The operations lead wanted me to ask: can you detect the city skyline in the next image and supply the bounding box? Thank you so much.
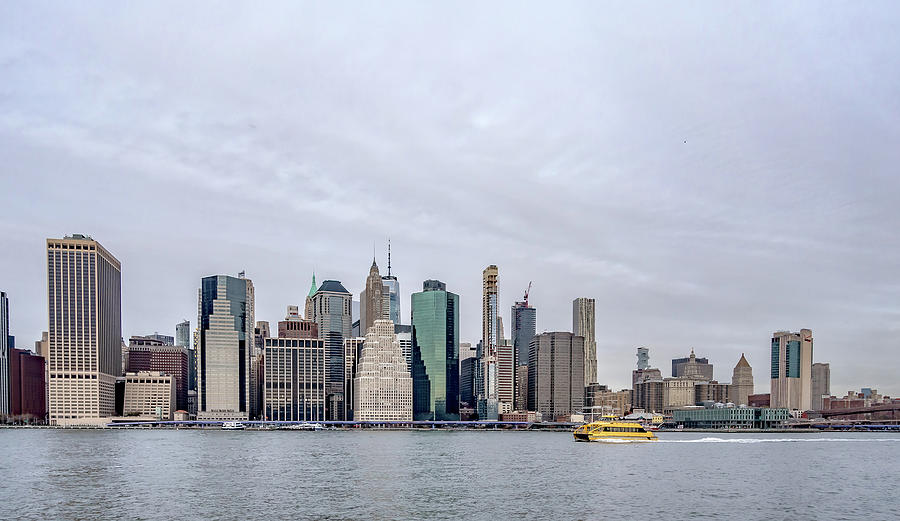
[2,4,900,396]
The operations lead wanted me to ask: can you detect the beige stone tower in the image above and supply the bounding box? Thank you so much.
[731,354,754,406]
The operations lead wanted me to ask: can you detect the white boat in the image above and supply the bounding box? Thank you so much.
[284,423,324,431]
[222,421,246,430]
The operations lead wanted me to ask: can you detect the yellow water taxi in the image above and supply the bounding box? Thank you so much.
[573,421,657,442]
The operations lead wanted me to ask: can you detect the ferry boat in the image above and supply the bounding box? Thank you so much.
[221,421,246,431]
[573,421,657,442]
[284,423,324,431]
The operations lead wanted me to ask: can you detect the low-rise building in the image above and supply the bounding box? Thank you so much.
[673,406,789,429]
[123,371,176,420]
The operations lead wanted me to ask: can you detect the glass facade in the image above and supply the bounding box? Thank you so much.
[411,281,460,420]
[382,276,400,325]
[511,302,536,367]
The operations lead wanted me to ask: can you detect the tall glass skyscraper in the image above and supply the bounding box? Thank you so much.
[511,301,536,367]
[309,280,352,420]
[197,274,255,420]
[411,280,459,420]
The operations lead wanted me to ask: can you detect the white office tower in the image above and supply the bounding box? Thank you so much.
[352,320,412,421]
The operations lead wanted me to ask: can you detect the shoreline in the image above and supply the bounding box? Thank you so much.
[2,425,898,433]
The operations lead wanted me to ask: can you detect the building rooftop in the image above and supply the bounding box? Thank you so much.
[317,280,350,294]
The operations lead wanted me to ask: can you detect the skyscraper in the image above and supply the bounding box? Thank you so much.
[497,325,515,413]
[381,240,401,325]
[263,337,326,421]
[672,350,714,380]
[511,300,536,367]
[0,291,9,415]
[360,260,387,335]
[527,332,585,419]
[277,306,318,338]
[636,347,650,370]
[196,274,255,421]
[411,279,459,420]
[573,298,598,386]
[304,272,317,320]
[731,354,754,406]
[811,362,830,411]
[353,319,412,421]
[770,329,813,410]
[176,320,191,349]
[478,265,500,419]
[46,235,122,425]
[343,336,365,420]
[309,280,352,420]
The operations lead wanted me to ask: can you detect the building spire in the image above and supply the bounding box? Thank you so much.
[387,238,392,276]
[308,272,317,298]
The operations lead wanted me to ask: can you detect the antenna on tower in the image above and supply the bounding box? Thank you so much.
[387,238,392,276]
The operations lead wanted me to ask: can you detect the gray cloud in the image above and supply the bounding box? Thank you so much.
[2,2,899,395]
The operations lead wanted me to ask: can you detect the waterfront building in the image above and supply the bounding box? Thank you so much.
[672,350,714,380]
[636,347,650,370]
[1,291,8,415]
[263,337,326,421]
[731,354,754,406]
[410,280,459,420]
[8,347,47,422]
[46,235,122,425]
[309,280,352,420]
[527,332,585,419]
[277,306,318,339]
[196,274,255,421]
[672,406,790,429]
[459,356,477,408]
[811,362,830,411]
[770,329,813,410]
[573,298,598,386]
[343,337,365,420]
[511,300,536,367]
[360,260,387,335]
[478,265,501,419]
[123,371,176,420]
[353,320,412,421]
[126,343,189,410]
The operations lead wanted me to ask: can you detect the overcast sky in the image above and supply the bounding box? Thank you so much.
[2,2,899,395]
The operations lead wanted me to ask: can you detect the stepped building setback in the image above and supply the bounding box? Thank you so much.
[353,320,412,421]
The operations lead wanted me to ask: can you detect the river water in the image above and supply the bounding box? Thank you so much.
[1,429,898,520]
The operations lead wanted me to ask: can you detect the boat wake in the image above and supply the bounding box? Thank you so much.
[656,437,900,444]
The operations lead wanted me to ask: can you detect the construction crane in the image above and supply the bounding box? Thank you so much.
[524,281,533,307]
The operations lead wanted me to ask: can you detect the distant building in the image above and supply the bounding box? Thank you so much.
[411,280,459,420]
[632,367,662,388]
[381,242,401,324]
[633,373,665,413]
[353,320,412,421]
[8,347,47,422]
[360,260,386,336]
[123,371,175,420]
[277,306,318,339]
[496,337,515,414]
[459,356,477,408]
[126,343,189,411]
[584,384,630,417]
[731,354,754,406]
[527,332,585,419]
[636,347,650,370]
[478,265,501,419]
[175,320,191,349]
[46,235,122,425]
[664,376,708,409]
[459,342,476,361]
[811,362,830,411]
[343,337,365,420]
[770,329,813,410]
[309,279,352,420]
[573,298,598,385]
[176,319,195,393]
[395,324,413,368]
[672,350,713,380]
[0,291,8,415]
[511,300,536,367]
[254,321,270,357]
[694,381,732,405]
[673,407,790,429]
[196,274,255,421]
[263,337,325,421]
[748,393,770,407]
[515,364,528,411]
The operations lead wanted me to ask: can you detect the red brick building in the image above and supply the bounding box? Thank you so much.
[127,345,189,410]
[8,348,47,422]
